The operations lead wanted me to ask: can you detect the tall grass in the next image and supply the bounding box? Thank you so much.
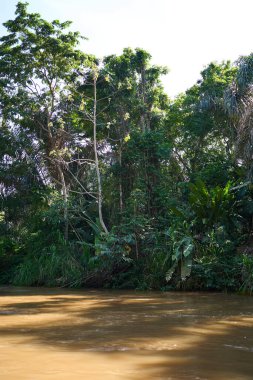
[13,244,84,287]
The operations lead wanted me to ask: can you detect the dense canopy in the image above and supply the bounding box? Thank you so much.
[1,2,253,292]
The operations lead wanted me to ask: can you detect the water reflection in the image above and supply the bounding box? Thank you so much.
[0,287,253,379]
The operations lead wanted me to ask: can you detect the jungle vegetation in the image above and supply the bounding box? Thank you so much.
[1,2,253,292]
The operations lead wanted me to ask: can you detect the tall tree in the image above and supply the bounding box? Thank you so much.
[0,2,90,239]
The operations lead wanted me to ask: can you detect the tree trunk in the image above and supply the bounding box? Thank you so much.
[93,71,109,234]
[119,144,123,212]
[58,165,69,241]
[140,67,150,132]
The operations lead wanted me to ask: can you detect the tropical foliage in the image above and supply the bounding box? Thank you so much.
[0,2,253,292]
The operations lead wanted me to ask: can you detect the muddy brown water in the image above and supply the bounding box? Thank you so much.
[0,288,253,379]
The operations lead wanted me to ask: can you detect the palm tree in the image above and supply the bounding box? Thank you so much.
[224,53,253,181]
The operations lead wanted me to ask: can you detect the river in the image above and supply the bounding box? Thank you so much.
[0,287,253,379]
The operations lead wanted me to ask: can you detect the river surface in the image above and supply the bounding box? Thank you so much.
[0,287,253,379]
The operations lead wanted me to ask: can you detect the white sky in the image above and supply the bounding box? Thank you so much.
[1,0,253,97]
